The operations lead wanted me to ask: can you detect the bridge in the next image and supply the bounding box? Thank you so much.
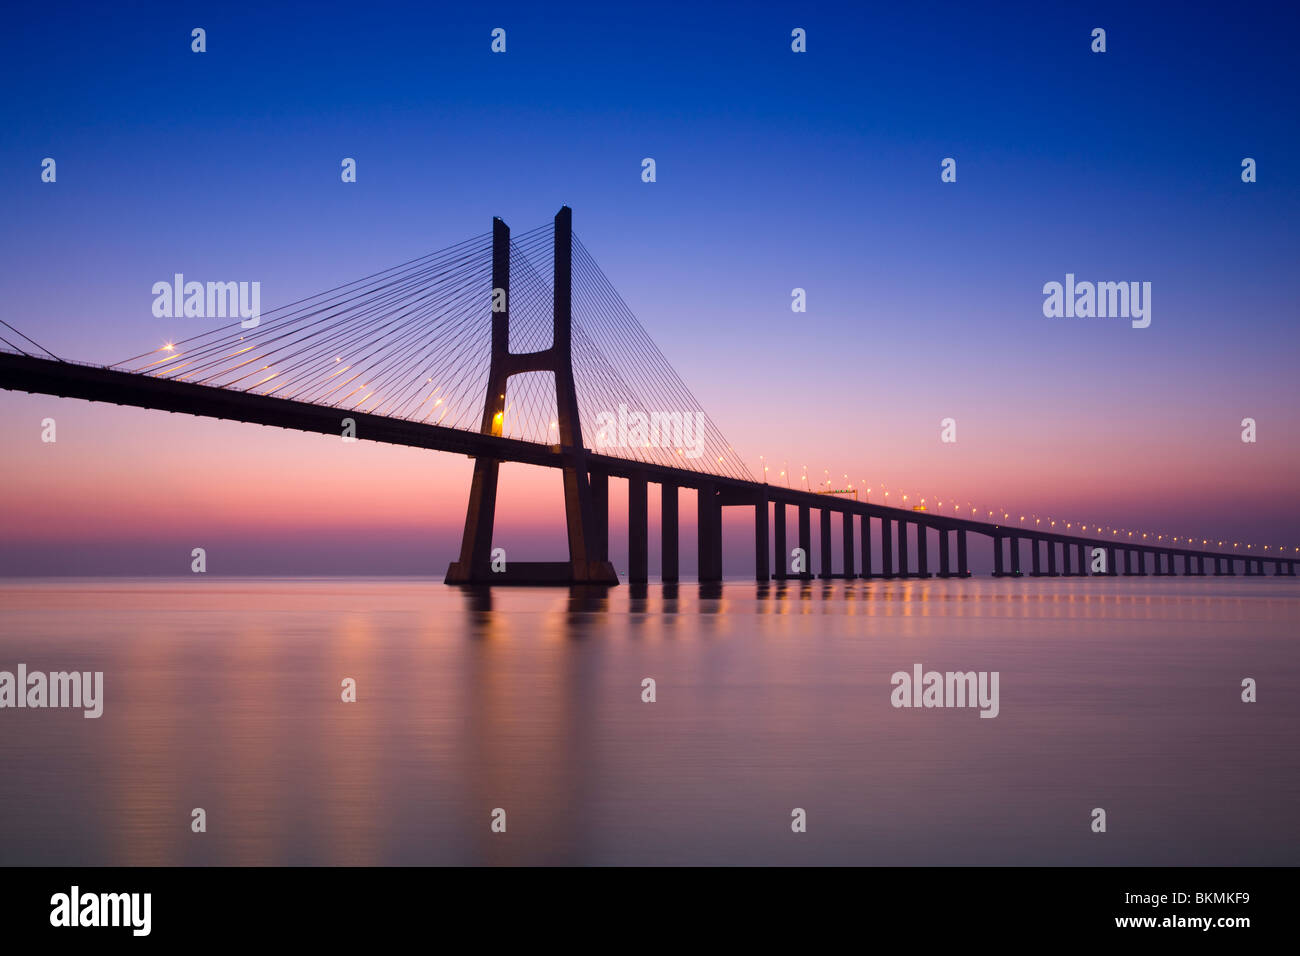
[1,208,1294,584]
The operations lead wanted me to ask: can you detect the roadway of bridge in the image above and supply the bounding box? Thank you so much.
[0,352,1265,566]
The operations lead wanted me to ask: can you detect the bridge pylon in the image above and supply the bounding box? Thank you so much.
[445,207,619,585]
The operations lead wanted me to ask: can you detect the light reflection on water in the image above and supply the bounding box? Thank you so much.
[0,577,1297,865]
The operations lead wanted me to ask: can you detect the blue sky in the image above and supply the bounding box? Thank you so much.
[1,0,1296,573]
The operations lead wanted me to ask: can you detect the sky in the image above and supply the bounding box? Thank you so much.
[0,1,1297,575]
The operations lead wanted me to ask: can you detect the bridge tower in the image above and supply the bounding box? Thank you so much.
[445,207,619,585]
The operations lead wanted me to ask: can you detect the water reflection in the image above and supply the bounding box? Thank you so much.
[0,577,1296,865]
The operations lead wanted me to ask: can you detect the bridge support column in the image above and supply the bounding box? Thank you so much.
[1009,536,1021,576]
[917,524,930,577]
[842,512,855,578]
[698,483,722,582]
[881,519,894,578]
[773,502,787,580]
[662,483,679,583]
[628,474,648,583]
[1213,556,1223,576]
[1048,540,1058,576]
[1030,538,1042,576]
[938,528,951,577]
[445,217,510,585]
[591,472,609,562]
[819,508,833,579]
[957,529,969,577]
[1227,557,1236,575]
[1107,546,1118,576]
[1123,550,1134,575]
[447,457,501,584]
[447,209,617,585]
[1182,554,1192,576]
[1062,542,1072,576]
[1076,543,1088,576]
[993,535,1005,577]
[1138,551,1148,575]
[754,494,769,582]
[898,520,910,577]
[860,515,873,578]
[798,506,812,579]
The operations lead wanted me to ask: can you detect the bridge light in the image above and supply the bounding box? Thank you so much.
[162,342,175,351]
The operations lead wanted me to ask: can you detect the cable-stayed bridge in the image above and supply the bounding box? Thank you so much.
[0,208,1294,584]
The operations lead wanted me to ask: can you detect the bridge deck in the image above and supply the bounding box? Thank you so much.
[0,352,1283,568]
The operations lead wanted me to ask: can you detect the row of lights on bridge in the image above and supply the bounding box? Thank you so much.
[755,457,1298,556]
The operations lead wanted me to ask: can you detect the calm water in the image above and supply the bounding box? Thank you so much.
[0,577,1297,866]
